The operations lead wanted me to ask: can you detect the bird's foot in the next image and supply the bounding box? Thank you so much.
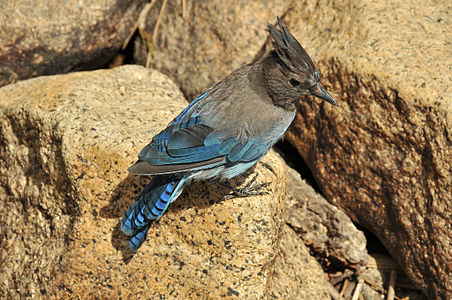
[220,174,271,201]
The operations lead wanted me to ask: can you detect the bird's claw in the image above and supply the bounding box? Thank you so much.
[220,174,271,201]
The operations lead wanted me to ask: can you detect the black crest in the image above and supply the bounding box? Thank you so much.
[267,17,319,79]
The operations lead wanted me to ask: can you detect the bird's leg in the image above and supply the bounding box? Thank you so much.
[220,174,271,201]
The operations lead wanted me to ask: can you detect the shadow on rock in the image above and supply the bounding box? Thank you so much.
[99,174,147,262]
[169,167,256,214]
[100,167,258,261]
[111,219,136,263]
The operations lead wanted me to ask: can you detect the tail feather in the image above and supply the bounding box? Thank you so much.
[121,175,185,251]
[129,224,151,252]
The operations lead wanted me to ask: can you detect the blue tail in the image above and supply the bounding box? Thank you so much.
[121,175,185,251]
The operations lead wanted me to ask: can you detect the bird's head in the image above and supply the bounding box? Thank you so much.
[264,17,338,108]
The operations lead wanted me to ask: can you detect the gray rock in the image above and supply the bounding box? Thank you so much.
[285,166,368,270]
[0,0,146,87]
[269,224,332,300]
[133,0,292,100]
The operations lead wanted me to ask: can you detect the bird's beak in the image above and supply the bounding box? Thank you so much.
[310,82,338,106]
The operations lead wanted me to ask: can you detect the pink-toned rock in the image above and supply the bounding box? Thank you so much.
[277,1,451,299]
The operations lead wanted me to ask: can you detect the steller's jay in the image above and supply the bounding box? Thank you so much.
[121,18,338,251]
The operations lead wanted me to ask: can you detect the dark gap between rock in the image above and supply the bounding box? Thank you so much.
[274,139,322,194]
[107,30,138,68]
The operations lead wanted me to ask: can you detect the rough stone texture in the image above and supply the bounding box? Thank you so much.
[133,0,292,99]
[0,0,146,87]
[277,1,451,299]
[269,224,332,299]
[285,166,368,271]
[360,254,428,300]
[359,261,387,300]
[0,65,288,298]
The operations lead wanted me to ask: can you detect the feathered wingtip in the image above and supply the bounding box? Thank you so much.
[267,17,317,74]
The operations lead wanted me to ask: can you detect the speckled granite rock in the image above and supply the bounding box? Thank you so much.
[0,0,145,87]
[133,0,292,99]
[269,224,332,299]
[0,65,288,298]
[285,166,368,271]
[275,1,451,299]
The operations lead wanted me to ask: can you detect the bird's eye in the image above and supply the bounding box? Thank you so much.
[289,79,300,87]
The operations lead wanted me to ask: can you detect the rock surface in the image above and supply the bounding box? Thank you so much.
[0,0,145,87]
[278,1,451,299]
[133,0,292,99]
[285,166,368,271]
[269,225,332,299]
[131,1,451,297]
[0,65,288,298]
[132,1,451,297]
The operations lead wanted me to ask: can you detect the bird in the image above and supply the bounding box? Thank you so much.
[121,17,338,252]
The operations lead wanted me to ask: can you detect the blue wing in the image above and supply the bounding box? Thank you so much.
[129,91,269,175]
[123,92,271,252]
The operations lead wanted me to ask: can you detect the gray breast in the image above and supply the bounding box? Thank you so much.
[197,64,295,143]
